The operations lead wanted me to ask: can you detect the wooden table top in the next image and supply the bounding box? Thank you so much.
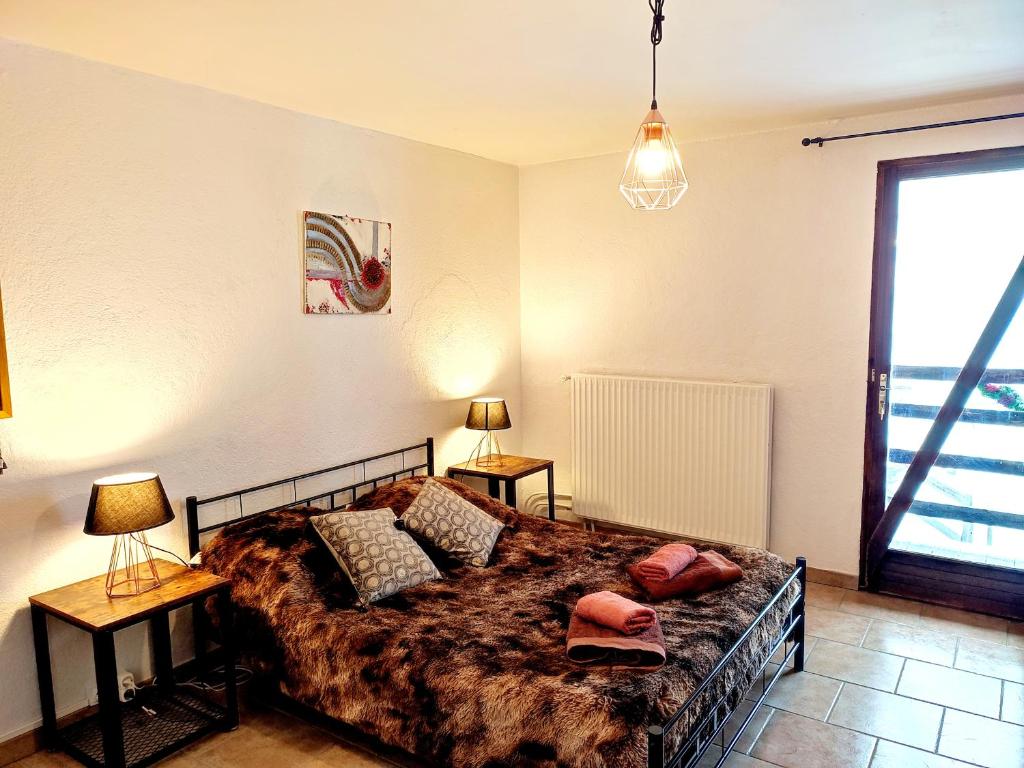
[29,559,228,632]
[447,454,553,481]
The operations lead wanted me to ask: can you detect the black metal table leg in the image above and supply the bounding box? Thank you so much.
[151,611,175,694]
[546,466,556,520]
[487,477,500,499]
[192,601,209,681]
[505,479,517,508]
[93,631,126,768]
[217,592,239,730]
[31,606,58,747]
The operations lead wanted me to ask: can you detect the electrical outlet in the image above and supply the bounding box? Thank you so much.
[117,671,136,703]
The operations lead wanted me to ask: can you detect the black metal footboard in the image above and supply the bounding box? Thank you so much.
[648,556,807,768]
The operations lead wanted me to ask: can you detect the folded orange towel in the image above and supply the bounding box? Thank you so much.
[635,542,698,582]
[574,591,657,635]
[566,613,666,670]
[628,551,743,601]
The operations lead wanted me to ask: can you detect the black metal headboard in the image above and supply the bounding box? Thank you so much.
[185,438,434,557]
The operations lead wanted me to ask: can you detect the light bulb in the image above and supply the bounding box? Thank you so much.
[619,108,689,210]
[636,139,669,178]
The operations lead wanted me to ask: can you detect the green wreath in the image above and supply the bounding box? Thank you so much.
[978,382,1024,412]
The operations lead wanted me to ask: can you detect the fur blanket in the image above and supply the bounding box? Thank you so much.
[202,476,795,768]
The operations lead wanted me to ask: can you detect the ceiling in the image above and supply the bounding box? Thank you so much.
[2,1,1022,165]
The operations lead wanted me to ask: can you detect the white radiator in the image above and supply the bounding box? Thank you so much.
[571,373,773,548]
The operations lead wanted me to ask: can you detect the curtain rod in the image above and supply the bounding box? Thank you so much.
[801,111,1024,147]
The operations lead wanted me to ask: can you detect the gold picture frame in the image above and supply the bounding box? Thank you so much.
[0,286,10,419]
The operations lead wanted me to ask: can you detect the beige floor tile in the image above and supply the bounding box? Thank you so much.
[188,718,338,768]
[805,582,847,610]
[771,635,818,668]
[914,604,1009,644]
[763,669,843,721]
[745,663,779,702]
[839,591,922,624]
[723,699,776,754]
[726,753,778,768]
[897,659,1002,718]
[749,710,875,768]
[1008,623,1024,650]
[827,683,941,751]
[805,607,872,645]
[938,709,1024,768]
[1004,681,1024,726]
[319,742,398,767]
[10,752,86,768]
[804,639,905,691]
[862,620,956,666]
[955,638,1024,684]
[870,739,978,768]
[698,750,779,768]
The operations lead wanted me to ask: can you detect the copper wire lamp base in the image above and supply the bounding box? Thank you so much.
[105,532,162,598]
[467,430,505,467]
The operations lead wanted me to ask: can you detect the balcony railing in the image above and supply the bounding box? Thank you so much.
[887,365,1024,532]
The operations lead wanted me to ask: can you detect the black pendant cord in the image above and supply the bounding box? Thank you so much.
[650,0,665,109]
[802,111,1024,147]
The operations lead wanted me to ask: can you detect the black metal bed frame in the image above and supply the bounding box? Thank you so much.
[183,437,807,768]
[185,438,435,557]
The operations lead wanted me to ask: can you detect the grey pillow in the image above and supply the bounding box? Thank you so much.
[403,478,504,567]
[309,508,440,605]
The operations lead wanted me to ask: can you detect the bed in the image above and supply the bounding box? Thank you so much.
[186,439,806,768]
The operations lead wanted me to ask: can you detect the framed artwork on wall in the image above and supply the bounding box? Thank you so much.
[0,286,10,418]
[303,211,392,315]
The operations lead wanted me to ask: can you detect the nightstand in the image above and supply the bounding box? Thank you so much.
[29,559,237,768]
[446,455,555,520]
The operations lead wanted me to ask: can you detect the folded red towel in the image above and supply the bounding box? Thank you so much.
[635,542,698,581]
[566,613,666,670]
[628,551,743,600]
[574,591,657,635]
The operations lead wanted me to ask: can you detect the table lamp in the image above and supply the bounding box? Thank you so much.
[465,397,511,467]
[84,472,175,597]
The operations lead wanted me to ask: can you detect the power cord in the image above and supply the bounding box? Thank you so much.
[649,0,666,108]
[129,532,192,568]
[136,664,254,722]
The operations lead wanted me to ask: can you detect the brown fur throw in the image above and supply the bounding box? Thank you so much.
[202,476,796,768]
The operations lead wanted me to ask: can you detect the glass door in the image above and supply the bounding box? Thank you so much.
[861,146,1024,617]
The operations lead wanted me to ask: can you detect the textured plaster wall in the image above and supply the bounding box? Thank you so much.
[517,92,1024,577]
[0,39,520,740]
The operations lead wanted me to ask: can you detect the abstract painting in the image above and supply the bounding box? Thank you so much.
[304,211,392,314]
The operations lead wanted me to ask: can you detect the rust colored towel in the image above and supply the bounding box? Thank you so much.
[574,591,657,635]
[566,613,666,670]
[635,542,698,581]
[628,551,743,601]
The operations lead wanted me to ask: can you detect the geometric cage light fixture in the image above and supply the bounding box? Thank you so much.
[619,0,689,210]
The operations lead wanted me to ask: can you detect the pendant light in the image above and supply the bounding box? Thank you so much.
[619,0,688,211]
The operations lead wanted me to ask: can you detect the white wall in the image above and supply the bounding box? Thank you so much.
[518,93,1024,577]
[0,39,521,740]
[2,30,1022,749]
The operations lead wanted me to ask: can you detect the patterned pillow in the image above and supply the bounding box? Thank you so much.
[403,478,504,567]
[309,508,440,606]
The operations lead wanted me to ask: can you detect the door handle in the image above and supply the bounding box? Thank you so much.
[878,373,888,420]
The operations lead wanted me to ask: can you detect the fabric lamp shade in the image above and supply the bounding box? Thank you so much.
[84,472,174,536]
[465,398,511,431]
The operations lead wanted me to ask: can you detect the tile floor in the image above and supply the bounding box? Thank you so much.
[13,583,1024,768]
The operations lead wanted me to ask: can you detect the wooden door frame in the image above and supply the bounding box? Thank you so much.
[859,145,1024,614]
